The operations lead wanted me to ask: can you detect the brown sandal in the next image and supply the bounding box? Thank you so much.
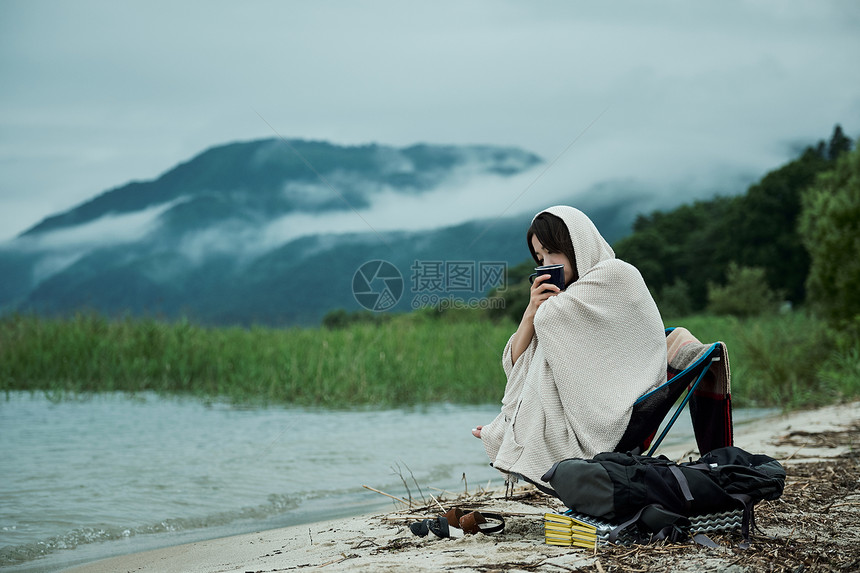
[459,511,505,534]
[442,507,467,528]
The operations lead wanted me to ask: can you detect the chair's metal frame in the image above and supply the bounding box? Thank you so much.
[616,327,724,456]
[643,335,722,455]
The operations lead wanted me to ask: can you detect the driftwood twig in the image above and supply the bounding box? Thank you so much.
[362,485,410,505]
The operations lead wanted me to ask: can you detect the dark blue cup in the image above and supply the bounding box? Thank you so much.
[528,264,565,291]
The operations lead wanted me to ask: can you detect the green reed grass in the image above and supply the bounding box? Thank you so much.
[2,311,857,409]
[670,313,859,409]
[0,312,515,406]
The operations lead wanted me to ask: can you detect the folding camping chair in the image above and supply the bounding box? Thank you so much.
[614,327,733,456]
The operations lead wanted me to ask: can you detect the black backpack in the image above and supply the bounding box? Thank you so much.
[541,446,785,545]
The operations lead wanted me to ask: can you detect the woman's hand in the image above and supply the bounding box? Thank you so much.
[472,425,483,439]
[527,274,561,315]
[510,275,561,365]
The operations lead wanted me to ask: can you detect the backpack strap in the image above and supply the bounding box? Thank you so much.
[683,462,712,471]
[729,493,754,549]
[608,504,691,544]
[691,533,721,548]
[668,465,695,511]
[608,505,646,544]
[511,470,558,497]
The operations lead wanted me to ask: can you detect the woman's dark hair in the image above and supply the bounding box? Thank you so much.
[527,212,579,283]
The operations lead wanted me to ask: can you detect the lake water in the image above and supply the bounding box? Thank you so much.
[0,392,773,572]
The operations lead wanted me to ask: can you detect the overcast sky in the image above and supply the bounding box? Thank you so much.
[1,0,859,243]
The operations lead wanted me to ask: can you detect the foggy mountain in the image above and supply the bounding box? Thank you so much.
[0,138,646,326]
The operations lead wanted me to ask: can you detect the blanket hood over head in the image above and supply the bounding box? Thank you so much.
[480,205,668,487]
[534,205,615,279]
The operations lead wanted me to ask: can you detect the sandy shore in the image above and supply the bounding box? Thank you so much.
[63,401,859,573]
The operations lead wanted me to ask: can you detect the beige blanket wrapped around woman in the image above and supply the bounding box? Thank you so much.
[480,206,667,487]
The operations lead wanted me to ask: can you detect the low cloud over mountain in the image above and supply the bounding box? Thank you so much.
[0,138,656,325]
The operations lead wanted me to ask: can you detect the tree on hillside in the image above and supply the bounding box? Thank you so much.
[706,262,783,318]
[799,146,860,330]
[615,199,736,308]
[719,146,830,304]
[828,124,852,161]
[614,125,853,314]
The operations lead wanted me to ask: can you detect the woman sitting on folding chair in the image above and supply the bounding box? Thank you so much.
[473,205,667,489]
